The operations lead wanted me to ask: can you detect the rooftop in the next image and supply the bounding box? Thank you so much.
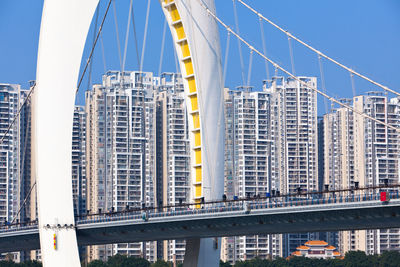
[296,245,310,250]
[305,240,328,246]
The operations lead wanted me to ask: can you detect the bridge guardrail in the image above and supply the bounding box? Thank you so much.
[1,187,399,234]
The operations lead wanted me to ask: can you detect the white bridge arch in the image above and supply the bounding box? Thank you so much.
[33,0,224,266]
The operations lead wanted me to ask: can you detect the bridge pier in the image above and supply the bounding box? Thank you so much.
[184,238,220,267]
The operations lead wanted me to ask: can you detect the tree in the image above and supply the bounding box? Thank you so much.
[233,260,247,267]
[150,260,171,267]
[271,257,287,267]
[220,260,232,267]
[87,260,107,267]
[17,260,42,267]
[0,261,17,267]
[287,256,313,267]
[366,254,379,267]
[234,258,272,267]
[379,251,400,267]
[106,254,127,267]
[324,258,344,267]
[343,250,370,267]
[105,254,150,267]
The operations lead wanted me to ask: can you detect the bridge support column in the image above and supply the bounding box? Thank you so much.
[161,0,224,264]
[184,238,220,267]
[34,0,99,266]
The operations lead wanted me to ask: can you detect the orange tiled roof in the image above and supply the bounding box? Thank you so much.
[305,240,328,246]
[325,245,336,250]
[296,245,310,250]
[333,251,341,256]
[292,251,302,256]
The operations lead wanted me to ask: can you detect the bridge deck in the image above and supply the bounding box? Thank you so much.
[1,192,400,253]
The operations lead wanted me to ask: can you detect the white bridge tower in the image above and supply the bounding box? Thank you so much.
[34,0,224,266]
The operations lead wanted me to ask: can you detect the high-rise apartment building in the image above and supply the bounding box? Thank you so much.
[353,93,399,190]
[323,102,354,191]
[0,83,21,263]
[0,84,21,226]
[223,88,235,201]
[232,87,274,261]
[266,77,318,195]
[85,71,158,262]
[266,77,319,256]
[19,87,34,263]
[72,106,86,217]
[322,102,353,250]
[221,88,236,263]
[19,87,33,226]
[231,88,270,200]
[323,92,400,255]
[222,77,319,261]
[155,73,189,263]
[354,93,400,255]
[222,86,277,262]
[85,71,192,263]
[0,84,33,262]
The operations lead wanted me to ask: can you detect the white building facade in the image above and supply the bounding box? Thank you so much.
[155,73,190,263]
[266,77,319,256]
[323,92,400,255]
[222,87,278,262]
[0,84,22,226]
[85,71,192,263]
[72,106,87,217]
[85,71,157,262]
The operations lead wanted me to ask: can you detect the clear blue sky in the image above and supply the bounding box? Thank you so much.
[0,0,399,114]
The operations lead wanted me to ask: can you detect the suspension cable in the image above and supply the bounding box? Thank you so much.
[11,182,36,224]
[158,19,167,77]
[237,0,400,97]
[87,4,100,91]
[196,0,400,133]
[223,32,231,85]
[350,71,356,97]
[287,36,296,76]
[247,49,253,86]
[122,0,134,74]
[232,0,246,86]
[77,0,113,93]
[173,41,180,75]
[100,33,107,74]
[139,0,151,73]
[318,55,329,114]
[259,17,270,81]
[131,1,141,69]
[218,32,232,178]
[112,0,123,70]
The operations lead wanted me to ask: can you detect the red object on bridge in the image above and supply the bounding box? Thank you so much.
[380,192,387,202]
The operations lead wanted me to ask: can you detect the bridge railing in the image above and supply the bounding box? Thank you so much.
[1,185,399,233]
[75,188,400,226]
